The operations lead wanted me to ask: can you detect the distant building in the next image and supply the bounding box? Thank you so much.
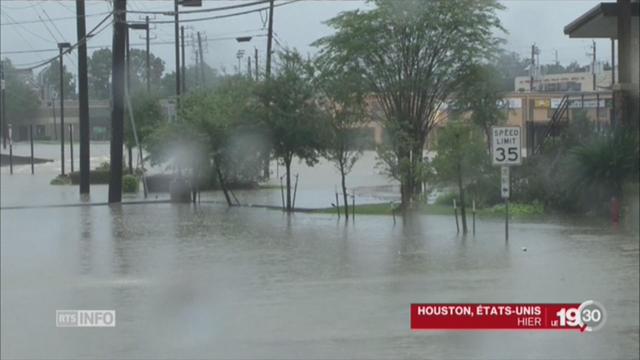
[514,70,615,93]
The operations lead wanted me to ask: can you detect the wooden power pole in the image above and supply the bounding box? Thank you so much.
[109,0,127,203]
[76,0,90,194]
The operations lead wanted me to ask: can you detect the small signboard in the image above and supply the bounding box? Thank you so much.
[492,126,522,166]
[501,166,510,199]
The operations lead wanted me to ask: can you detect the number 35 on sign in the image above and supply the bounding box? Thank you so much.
[492,126,522,166]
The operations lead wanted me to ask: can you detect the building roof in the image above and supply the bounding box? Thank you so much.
[564,2,639,38]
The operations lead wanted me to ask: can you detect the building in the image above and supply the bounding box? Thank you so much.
[564,0,640,128]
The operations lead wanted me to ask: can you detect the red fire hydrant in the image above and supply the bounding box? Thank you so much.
[610,196,621,224]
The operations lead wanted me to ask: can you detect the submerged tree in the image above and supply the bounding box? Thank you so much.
[454,64,507,151]
[315,0,504,209]
[432,122,488,234]
[256,50,326,212]
[124,90,164,173]
[314,63,368,219]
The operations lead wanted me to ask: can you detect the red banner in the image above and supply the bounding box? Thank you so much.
[411,303,586,332]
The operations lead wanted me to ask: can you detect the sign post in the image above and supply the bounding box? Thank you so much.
[492,126,522,242]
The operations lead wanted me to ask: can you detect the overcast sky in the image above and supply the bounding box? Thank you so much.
[1,0,614,80]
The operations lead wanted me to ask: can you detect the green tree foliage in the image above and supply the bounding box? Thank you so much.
[87,48,165,99]
[180,77,265,205]
[315,0,504,209]
[256,50,327,211]
[432,122,489,233]
[454,64,507,150]
[39,58,75,99]
[124,90,164,173]
[314,60,368,218]
[569,129,639,201]
[493,51,529,92]
[1,59,41,126]
[88,48,112,99]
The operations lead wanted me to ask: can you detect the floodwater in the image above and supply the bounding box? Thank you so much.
[1,143,639,359]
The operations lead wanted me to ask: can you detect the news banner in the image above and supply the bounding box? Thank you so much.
[411,300,606,332]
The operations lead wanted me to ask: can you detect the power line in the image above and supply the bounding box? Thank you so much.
[0,11,112,26]
[126,0,269,15]
[149,0,302,24]
[2,34,268,57]
[1,11,51,43]
[11,12,114,71]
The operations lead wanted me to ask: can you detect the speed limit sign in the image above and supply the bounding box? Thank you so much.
[491,126,522,166]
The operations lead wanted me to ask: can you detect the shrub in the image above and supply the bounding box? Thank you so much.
[50,175,71,185]
[122,175,139,193]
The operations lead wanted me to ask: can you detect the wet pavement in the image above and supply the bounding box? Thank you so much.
[1,144,639,359]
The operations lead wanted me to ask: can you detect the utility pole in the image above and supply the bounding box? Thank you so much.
[1,60,6,150]
[195,48,200,88]
[126,29,130,91]
[58,42,71,176]
[145,15,150,92]
[611,38,615,86]
[197,31,205,86]
[530,43,535,92]
[254,47,258,80]
[266,0,274,79]
[181,25,186,93]
[174,0,180,105]
[247,57,252,79]
[592,40,597,90]
[76,0,90,193]
[264,0,275,181]
[109,0,126,203]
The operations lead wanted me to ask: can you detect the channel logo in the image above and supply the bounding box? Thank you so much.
[56,310,116,328]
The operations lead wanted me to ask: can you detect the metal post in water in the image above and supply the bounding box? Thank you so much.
[505,198,509,242]
[30,125,34,174]
[453,199,459,233]
[472,199,476,235]
[279,175,285,211]
[69,124,74,173]
[8,124,13,175]
[292,173,299,209]
[352,193,355,221]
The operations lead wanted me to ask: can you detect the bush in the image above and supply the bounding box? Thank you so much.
[50,175,71,185]
[122,175,139,193]
[488,201,544,217]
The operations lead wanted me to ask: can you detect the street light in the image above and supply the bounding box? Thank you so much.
[57,42,71,176]
[236,50,245,75]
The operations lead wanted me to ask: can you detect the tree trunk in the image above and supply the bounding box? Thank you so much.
[457,162,468,234]
[127,145,133,174]
[285,156,292,212]
[340,160,349,219]
[215,160,232,206]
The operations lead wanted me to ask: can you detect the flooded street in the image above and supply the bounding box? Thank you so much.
[1,149,638,359]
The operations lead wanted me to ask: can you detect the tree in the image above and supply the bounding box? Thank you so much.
[569,129,639,202]
[256,50,326,211]
[178,77,265,205]
[128,48,165,92]
[432,122,489,234]
[124,90,164,173]
[88,48,112,99]
[454,64,506,151]
[39,58,75,99]
[1,59,41,128]
[315,0,504,209]
[314,61,367,218]
[87,48,166,99]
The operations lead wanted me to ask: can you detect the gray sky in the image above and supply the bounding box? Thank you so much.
[0,0,614,79]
